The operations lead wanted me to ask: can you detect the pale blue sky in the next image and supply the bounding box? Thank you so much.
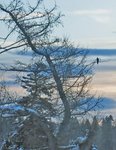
[0,0,116,48]
[53,0,116,48]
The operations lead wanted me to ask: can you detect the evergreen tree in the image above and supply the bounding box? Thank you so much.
[101,115,113,150]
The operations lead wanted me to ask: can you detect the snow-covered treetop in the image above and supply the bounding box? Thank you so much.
[91,144,98,150]
[74,129,89,145]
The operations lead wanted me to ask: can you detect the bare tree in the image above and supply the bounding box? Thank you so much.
[0,0,100,149]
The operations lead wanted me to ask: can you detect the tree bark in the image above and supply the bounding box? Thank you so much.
[46,55,71,133]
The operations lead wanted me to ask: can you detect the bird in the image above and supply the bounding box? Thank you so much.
[96,57,99,64]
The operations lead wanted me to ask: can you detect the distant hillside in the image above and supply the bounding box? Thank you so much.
[9,48,116,57]
[99,97,116,109]
[88,49,116,56]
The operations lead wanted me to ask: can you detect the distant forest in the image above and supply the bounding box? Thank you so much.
[0,115,115,150]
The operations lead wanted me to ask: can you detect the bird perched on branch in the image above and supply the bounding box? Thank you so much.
[96,57,99,64]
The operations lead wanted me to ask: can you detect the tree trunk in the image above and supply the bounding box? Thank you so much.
[31,116,58,150]
[46,55,71,132]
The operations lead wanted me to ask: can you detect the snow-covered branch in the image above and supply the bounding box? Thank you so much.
[0,103,39,117]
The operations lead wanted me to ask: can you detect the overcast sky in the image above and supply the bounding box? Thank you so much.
[53,0,116,48]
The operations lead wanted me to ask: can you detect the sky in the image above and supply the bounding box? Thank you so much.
[0,0,116,117]
[54,0,116,48]
[52,0,116,117]
[0,0,116,48]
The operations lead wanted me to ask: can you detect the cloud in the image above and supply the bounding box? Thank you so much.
[70,9,111,16]
[91,15,110,23]
[91,71,116,99]
[68,9,112,23]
